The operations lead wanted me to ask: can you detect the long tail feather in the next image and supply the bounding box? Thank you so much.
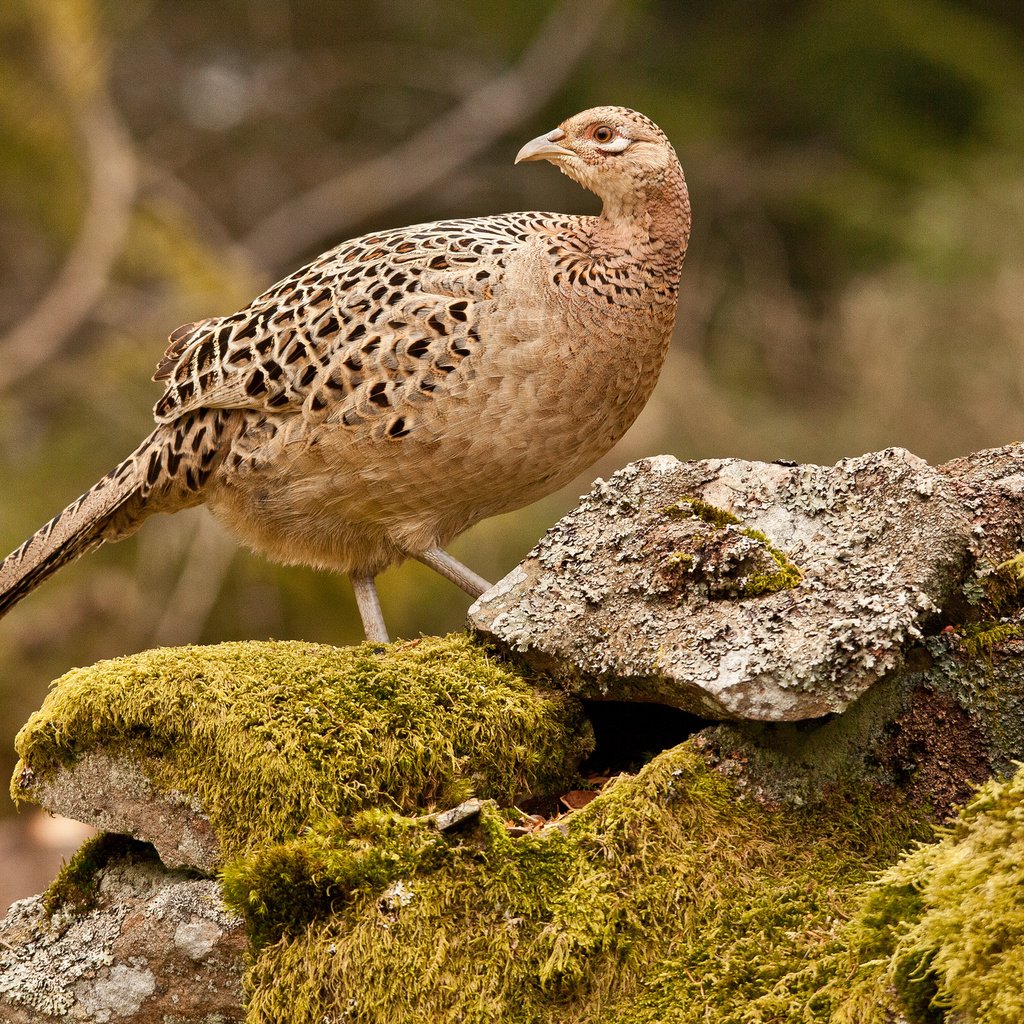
[0,431,160,617]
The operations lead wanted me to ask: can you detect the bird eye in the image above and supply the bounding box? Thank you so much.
[593,125,615,144]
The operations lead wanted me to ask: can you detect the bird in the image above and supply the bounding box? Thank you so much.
[0,106,690,643]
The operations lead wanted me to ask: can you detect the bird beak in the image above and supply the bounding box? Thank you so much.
[515,128,574,165]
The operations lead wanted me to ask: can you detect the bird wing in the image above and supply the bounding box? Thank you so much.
[151,214,560,426]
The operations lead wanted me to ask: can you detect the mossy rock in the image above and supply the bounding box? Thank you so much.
[13,634,592,859]
[227,742,929,1024]
[16,630,1024,1023]
[30,735,1024,1023]
[837,766,1024,1024]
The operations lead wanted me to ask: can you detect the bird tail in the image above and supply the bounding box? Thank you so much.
[0,430,163,618]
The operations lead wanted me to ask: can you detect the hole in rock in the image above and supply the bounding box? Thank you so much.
[581,700,708,776]
[518,701,710,819]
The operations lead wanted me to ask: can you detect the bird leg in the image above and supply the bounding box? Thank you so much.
[350,574,389,643]
[415,547,492,598]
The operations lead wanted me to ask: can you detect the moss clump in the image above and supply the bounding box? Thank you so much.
[665,551,694,570]
[953,620,1024,659]
[13,634,591,858]
[988,553,1024,613]
[663,496,741,528]
[737,526,804,596]
[837,766,1024,1024]
[223,807,458,949]
[964,552,1024,618]
[235,742,925,1024]
[663,496,803,598]
[43,833,159,916]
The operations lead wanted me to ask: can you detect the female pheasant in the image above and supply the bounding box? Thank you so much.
[0,106,690,641]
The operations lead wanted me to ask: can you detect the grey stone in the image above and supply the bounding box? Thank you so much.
[939,443,1024,564]
[428,797,484,832]
[14,747,220,873]
[470,449,974,720]
[0,847,244,1023]
[76,964,156,1022]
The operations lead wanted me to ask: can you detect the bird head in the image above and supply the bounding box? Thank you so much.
[515,106,683,219]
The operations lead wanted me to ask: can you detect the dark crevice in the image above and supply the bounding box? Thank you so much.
[580,700,708,776]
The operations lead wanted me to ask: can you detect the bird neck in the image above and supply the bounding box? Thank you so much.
[596,162,691,269]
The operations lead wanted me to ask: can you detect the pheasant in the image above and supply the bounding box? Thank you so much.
[0,106,690,642]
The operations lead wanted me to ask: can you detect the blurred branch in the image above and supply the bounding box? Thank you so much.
[0,2,138,393]
[150,513,237,647]
[244,0,616,270]
[139,160,252,270]
[301,42,500,97]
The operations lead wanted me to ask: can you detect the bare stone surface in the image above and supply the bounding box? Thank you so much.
[470,450,975,720]
[13,747,220,873]
[0,846,244,1023]
[939,443,1024,564]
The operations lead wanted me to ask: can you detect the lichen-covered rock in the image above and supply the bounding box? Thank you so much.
[11,635,592,868]
[470,450,974,720]
[0,837,244,1023]
[939,443,1024,565]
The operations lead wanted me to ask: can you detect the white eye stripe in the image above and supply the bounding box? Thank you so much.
[597,136,631,154]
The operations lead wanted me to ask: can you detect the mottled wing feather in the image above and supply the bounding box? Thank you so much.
[153,319,219,382]
[152,214,565,427]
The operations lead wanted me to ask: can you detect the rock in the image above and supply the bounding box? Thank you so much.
[11,636,590,874]
[13,746,220,874]
[0,840,245,1023]
[470,449,974,720]
[695,640,1009,814]
[12,445,1024,1021]
[939,443,1024,563]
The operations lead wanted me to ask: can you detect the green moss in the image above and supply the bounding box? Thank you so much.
[13,634,591,859]
[953,620,1024,659]
[234,742,925,1024]
[663,496,741,528]
[665,552,694,570]
[837,766,1024,1024]
[966,553,1024,617]
[663,496,803,598]
[223,807,457,949]
[22,630,1013,1022]
[42,833,159,916]
[737,527,804,596]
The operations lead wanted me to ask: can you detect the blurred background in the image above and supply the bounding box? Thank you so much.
[1,0,1024,906]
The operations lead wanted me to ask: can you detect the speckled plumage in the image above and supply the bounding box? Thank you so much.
[0,106,691,638]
